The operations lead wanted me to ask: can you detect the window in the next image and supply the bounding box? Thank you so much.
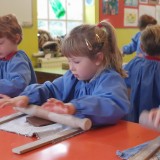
[37,0,84,37]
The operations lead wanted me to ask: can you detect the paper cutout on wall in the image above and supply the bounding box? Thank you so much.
[125,0,138,7]
[124,8,138,27]
[0,0,32,27]
[102,0,119,15]
[49,0,65,19]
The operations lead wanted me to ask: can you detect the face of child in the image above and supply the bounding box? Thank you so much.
[67,55,101,81]
[0,37,17,59]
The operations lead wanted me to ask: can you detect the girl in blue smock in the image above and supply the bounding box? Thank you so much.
[124,24,160,123]
[0,14,37,97]
[122,14,157,57]
[0,20,130,126]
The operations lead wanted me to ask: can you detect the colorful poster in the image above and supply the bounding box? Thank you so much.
[124,8,138,26]
[139,5,156,18]
[139,0,148,3]
[102,0,119,15]
[148,0,159,4]
[125,0,138,7]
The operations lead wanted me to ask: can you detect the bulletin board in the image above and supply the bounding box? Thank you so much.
[99,0,160,28]
[0,0,33,27]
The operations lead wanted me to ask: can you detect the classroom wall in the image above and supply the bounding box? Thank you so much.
[84,0,99,24]
[116,28,137,62]
[18,0,38,66]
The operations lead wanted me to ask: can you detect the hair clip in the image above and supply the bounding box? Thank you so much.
[97,23,103,28]
[95,34,101,43]
[85,38,93,50]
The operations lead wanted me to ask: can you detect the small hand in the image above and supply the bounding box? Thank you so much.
[148,108,160,128]
[42,98,76,115]
[0,95,29,108]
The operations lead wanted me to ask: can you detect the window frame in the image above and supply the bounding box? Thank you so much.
[37,0,85,37]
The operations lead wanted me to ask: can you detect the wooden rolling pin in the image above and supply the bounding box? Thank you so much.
[139,110,160,132]
[14,105,92,131]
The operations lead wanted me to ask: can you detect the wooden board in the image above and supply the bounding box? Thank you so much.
[12,129,84,154]
[129,136,160,160]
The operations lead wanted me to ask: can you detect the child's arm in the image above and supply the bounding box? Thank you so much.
[122,32,140,54]
[19,70,74,106]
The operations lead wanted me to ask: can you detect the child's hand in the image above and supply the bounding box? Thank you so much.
[148,108,160,128]
[0,95,29,108]
[42,98,76,115]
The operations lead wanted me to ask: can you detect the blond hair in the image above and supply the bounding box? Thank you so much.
[141,24,160,56]
[61,20,126,77]
[0,14,22,44]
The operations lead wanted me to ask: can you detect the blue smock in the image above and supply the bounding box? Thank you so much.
[122,32,145,57]
[0,50,37,97]
[124,56,160,122]
[20,69,130,126]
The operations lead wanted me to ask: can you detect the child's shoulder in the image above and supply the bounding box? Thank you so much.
[97,69,127,88]
[124,57,145,68]
[15,50,27,56]
[9,50,31,64]
[124,56,160,77]
[100,69,123,81]
[13,50,29,59]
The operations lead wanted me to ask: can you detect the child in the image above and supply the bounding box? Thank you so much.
[122,14,157,57]
[0,20,130,126]
[124,24,160,123]
[0,14,37,97]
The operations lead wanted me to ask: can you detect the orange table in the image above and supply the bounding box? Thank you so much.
[0,107,159,160]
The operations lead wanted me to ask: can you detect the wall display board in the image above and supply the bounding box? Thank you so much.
[99,0,160,28]
[0,0,32,27]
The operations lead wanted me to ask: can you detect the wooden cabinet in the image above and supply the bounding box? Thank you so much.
[34,67,67,84]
